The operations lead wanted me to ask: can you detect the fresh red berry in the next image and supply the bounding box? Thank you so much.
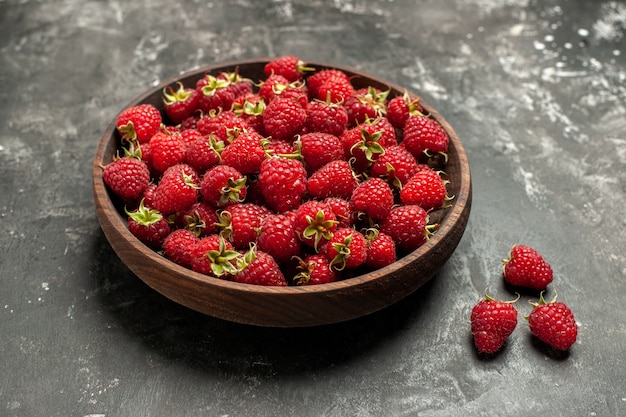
[196,110,247,143]
[307,160,358,200]
[221,130,267,174]
[178,201,219,237]
[264,55,313,82]
[191,234,240,278]
[162,82,201,124]
[400,168,450,211]
[403,114,449,160]
[293,200,338,251]
[380,205,433,252]
[298,132,344,174]
[344,86,389,127]
[196,74,236,114]
[125,200,171,249]
[184,133,224,174]
[116,103,162,144]
[315,72,354,103]
[231,93,266,135]
[149,130,187,174]
[263,97,307,142]
[527,292,577,351]
[162,229,199,269]
[323,197,355,228]
[386,91,423,129]
[323,227,368,271]
[306,69,351,101]
[216,203,271,249]
[305,98,348,137]
[258,74,291,103]
[153,163,200,215]
[200,164,247,207]
[471,294,519,354]
[350,177,394,222]
[257,212,303,264]
[234,246,288,286]
[216,70,254,98]
[293,254,339,285]
[257,156,307,213]
[340,124,386,173]
[102,156,150,202]
[502,245,554,290]
[369,145,419,189]
[364,229,396,269]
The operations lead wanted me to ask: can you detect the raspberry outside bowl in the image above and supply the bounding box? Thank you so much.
[92,58,472,327]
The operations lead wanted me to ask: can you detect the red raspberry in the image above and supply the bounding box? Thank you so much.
[294,253,339,285]
[191,234,240,278]
[216,203,271,249]
[162,82,201,124]
[340,123,389,173]
[139,182,158,209]
[184,134,224,174]
[216,70,254,98]
[263,97,307,142]
[264,55,313,82]
[258,74,290,103]
[380,205,432,252]
[471,294,519,354]
[162,229,199,269]
[322,227,368,271]
[369,145,419,189]
[350,177,394,222]
[257,212,303,264]
[125,200,171,249]
[298,132,344,174]
[317,75,355,104]
[177,201,219,237]
[386,91,424,129]
[234,246,288,286]
[196,74,236,114]
[231,93,266,135]
[344,86,389,127]
[306,69,350,99]
[257,156,307,213]
[305,98,349,137]
[403,114,449,160]
[323,197,355,228]
[153,163,200,215]
[179,128,204,149]
[400,168,450,211]
[527,292,577,351]
[102,156,150,202]
[364,229,396,269]
[221,130,267,175]
[293,200,338,251]
[502,245,554,291]
[116,103,162,144]
[149,130,187,174]
[200,165,247,207]
[307,160,358,200]
[196,110,248,144]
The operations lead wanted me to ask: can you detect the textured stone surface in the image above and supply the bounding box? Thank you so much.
[1,1,625,416]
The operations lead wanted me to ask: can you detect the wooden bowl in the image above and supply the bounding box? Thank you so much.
[92,58,472,327]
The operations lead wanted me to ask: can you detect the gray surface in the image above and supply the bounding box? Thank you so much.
[1,0,625,416]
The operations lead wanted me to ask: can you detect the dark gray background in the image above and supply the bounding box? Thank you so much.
[1,0,625,416]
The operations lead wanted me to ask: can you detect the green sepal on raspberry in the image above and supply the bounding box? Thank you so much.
[205,235,242,277]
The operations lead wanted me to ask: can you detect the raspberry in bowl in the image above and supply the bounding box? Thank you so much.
[92,57,472,327]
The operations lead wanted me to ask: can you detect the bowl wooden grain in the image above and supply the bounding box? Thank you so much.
[92,58,472,327]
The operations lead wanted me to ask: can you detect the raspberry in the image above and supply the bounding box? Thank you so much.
[528,292,577,351]
[102,156,150,202]
[471,294,519,354]
[257,156,307,213]
[116,103,162,144]
[263,97,307,142]
[502,245,553,291]
[200,165,247,207]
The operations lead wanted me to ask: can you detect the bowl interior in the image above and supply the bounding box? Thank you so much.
[93,58,472,327]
